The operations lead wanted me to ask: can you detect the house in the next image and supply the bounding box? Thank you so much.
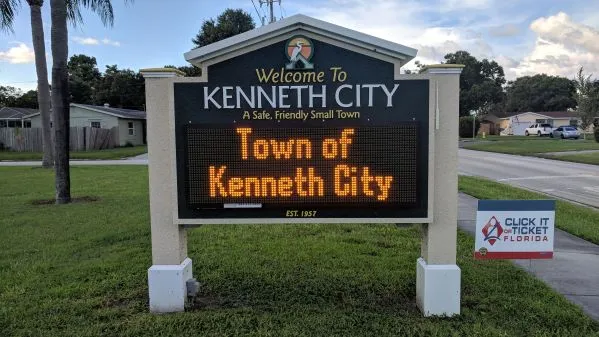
[0,107,36,128]
[483,111,581,136]
[26,103,146,146]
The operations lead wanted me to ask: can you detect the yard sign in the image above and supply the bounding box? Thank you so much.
[475,200,555,259]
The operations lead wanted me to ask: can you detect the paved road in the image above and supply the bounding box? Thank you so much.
[459,149,599,208]
[0,153,148,167]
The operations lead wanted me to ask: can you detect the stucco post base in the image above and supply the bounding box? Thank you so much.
[416,257,460,317]
[148,258,193,313]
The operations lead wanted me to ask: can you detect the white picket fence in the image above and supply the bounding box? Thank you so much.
[0,126,119,152]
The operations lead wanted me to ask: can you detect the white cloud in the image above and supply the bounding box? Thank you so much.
[73,36,100,45]
[0,43,35,64]
[102,38,121,47]
[73,36,121,47]
[294,0,503,72]
[488,23,520,37]
[530,12,599,54]
[514,12,599,78]
[441,0,491,11]
[286,1,597,80]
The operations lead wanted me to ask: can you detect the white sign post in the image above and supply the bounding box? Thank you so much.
[475,200,555,259]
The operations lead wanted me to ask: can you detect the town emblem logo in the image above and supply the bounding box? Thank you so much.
[285,36,314,70]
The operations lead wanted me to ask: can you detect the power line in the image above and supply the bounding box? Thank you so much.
[279,0,285,20]
[250,0,265,26]
[0,80,37,85]
[258,0,280,24]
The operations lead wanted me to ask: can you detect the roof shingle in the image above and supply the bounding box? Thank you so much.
[0,107,38,119]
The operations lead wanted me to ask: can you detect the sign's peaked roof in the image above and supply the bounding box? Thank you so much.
[184,14,417,66]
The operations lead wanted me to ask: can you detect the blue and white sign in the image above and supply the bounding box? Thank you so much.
[475,200,555,259]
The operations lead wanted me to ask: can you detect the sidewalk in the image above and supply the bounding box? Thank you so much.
[0,158,148,166]
[543,149,599,156]
[458,193,599,321]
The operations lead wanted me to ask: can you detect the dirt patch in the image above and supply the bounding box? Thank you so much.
[30,196,100,205]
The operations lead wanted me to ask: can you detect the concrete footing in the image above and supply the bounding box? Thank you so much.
[148,258,193,313]
[416,257,461,316]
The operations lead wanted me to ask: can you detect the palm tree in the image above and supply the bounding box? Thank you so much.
[50,0,70,203]
[51,0,127,203]
[1,0,53,168]
[28,0,53,168]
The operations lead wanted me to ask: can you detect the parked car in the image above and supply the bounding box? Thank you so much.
[524,123,553,136]
[550,126,580,139]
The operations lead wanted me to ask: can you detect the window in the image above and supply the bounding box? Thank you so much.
[569,120,578,126]
[90,121,101,128]
[128,122,135,136]
[23,121,31,128]
[0,120,6,128]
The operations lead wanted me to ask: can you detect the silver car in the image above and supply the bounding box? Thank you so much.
[550,126,580,139]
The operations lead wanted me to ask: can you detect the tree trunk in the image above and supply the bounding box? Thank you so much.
[29,3,54,168]
[50,0,70,204]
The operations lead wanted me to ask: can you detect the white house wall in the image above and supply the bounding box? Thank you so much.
[118,118,144,146]
[30,106,120,128]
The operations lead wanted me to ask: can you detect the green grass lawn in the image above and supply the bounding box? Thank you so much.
[462,137,599,155]
[539,152,599,166]
[1,167,597,336]
[459,175,599,245]
[0,146,147,161]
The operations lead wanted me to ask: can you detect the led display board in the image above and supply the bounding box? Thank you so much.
[174,36,430,221]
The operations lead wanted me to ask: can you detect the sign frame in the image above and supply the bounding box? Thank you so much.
[164,34,436,225]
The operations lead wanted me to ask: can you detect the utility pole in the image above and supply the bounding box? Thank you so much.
[259,0,279,24]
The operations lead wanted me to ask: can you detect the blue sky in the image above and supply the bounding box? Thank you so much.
[2,0,599,92]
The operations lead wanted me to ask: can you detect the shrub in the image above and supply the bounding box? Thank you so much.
[594,127,599,143]
[124,141,134,148]
[459,116,481,138]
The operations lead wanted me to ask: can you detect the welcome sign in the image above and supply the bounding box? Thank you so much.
[174,35,430,221]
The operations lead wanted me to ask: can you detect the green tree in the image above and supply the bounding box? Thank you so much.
[574,67,599,140]
[505,74,576,112]
[94,65,144,109]
[164,64,202,77]
[68,54,101,104]
[192,8,255,47]
[444,51,506,116]
[15,89,39,108]
[0,85,22,107]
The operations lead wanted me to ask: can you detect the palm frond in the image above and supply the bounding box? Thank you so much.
[66,0,84,26]
[0,0,20,33]
[73,0,135,27]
